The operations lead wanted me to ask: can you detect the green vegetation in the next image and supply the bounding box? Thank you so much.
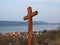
[0,27,60,45]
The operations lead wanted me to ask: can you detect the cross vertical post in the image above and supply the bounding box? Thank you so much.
[24,7,38,45]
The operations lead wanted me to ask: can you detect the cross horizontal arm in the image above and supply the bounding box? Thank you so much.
[24,11,38,20]
[24,16,28,20]
[31,11,38,17]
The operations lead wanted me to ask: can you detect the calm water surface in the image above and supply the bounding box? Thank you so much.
[0,25,60,33]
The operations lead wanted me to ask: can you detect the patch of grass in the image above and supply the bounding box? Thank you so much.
[54,35,60,45]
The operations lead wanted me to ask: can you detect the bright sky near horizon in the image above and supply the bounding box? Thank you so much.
[0,0,60,23]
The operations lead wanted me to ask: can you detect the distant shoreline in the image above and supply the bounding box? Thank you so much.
[0,21,60,26]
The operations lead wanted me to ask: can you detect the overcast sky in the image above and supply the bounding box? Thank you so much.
[0,0,60,23]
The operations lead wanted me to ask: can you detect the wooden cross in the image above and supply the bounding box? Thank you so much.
[24,7,38,45]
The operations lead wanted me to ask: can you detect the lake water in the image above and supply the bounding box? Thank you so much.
[0,25,60,33]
